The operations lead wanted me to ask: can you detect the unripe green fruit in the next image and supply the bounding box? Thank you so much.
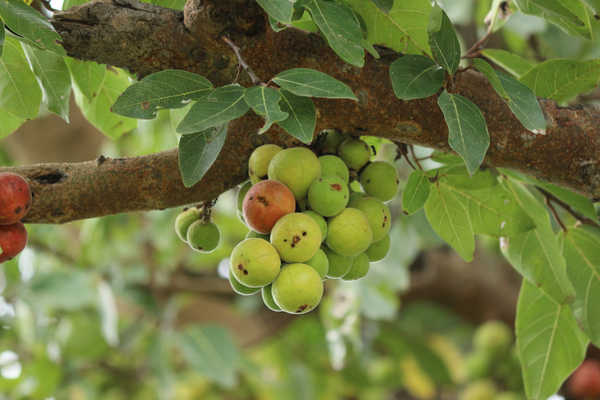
[321,244,354,278]
[458,381,497,400]
[236,181,252,214]
[348,191,367,204]
[301,211,327,242]
[230,239,281,287]
[229,269,261,296]
[272,263,323,314]
[326,208,372,257]
[187,219,220,252]
[338,138,372,172]
[237,209,246,226]
[268,148,321,201]
[473,320,513,358]
[342,252,370,281]
[175,208,201,242]
[262,283,282,311]
[318,155,350,184]
[359,161,400,202]
[271,213,322,262]
[348,196,391,242]
[248,144,283,185]
[246,230,270,241]
[305,248,329,280]
[307,176,349,217]
[317,129,350,153]
[465,351,493,381]
[365,233,391,262]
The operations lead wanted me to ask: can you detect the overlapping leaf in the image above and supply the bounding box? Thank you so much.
[369,0,392,14]
[480,49,534,79]
[176,85,249,134]
[244,86,288,134]
[389,55,444,100]
[516,280,588,400]
[530,0,584,24]
[402,170,431,215]
[437,90,490,176]
[559,227,600,347]
[519,59,600,103]
[22,44,71,122]
[276,89,316,144]
[256,0,295,24]
[0,40,41,120]
[580,0,600,16]
[514,0,592,39]
[539,183,597,222]
[0,23,4,57]
[65,58,106,102]
[178,124,227,187]
[0,107,24,140]
[0,0,65,56]
[303,0,364,67]
[440,164,498,190]
[111,70,213,119]
[427,3,461,75]
[273,68,357,99]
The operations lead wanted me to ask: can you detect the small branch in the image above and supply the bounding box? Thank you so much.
[394,141,417,170]
[536,187,600,228]
[221,36,263,86]
[543,195,568,232]
[463,26,493,59]
[409,145,423,171]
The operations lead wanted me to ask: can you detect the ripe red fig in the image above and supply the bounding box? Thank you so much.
[0,173,32,225]
[242,180,295,234]
[568,360,600,399]
[0,221,28,263]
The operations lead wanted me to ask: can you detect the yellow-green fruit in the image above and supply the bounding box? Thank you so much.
[473,320,513,358]
[268,147,321,201]
[348,191,367,204]
[317,129,350,153]
[342,252,370,281]
[248,144,283,185]
[230,239,281,287]
[338,138,372,172]
[175,208,201,242]
[359,161,400,202]
[348,196,391,242]
[318,155,350,184]
[458,381,497,400]
[187,220,220,252]
[272,263,324,314]
[271,213,322,263]
[307,176,349,217]
[305,248,329,280]
[322,244,354,278]
[246,230,270,241]
[465,351,493,381]
[229,269,261,296]
[236,181,252,213]
[365,233,390,262]
[326,208,372,256]
[301,210,327,242]
[262,283,282,311]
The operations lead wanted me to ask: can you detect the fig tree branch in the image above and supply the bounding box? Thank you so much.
[1,0,599,224]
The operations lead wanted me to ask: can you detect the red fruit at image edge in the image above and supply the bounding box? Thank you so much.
[242,180,296,234]
[568,360,600,399]
[0,172,32,225]
[0,221,28,263]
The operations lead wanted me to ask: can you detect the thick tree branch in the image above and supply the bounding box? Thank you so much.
[1,0,599,224]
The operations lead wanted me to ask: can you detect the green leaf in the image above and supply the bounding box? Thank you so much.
[516,279,588,400]
[28,271,97,310]
[256,0,295,24]
[473,59,546,134]
[529,0,584,25]
[176,84,249,134]
[0,107,24,140]
[269,15,287,32]
[65,58,106,102]
[111,70,213,119]
[244,86,288,134]
[21,44,71,122]
[427,2,461,75]
[369,0,393,14]
[424,182,475,262]
[559,226,600,347]
[501,178,576,304]
[580,0,600,16]
[440,164,498,190]
[480,49,534,79]
[443,182,536,237]
[273,68,357,99]
[429,150,464,165]
[389,54,444,100]
[142,0,186,10]
[0,40,41,120]
[338,0,432,56]
[538,182,598,222]
[178,124,227,187]
[437,90,490,176]
[74,67,137,139]
[0,22,4,57]
[177,325,241,387]
[519,59,600,103]
[402,170,431,215]
[303,0,364,67]
[276,89,316,144]
[362,39,380,59]
[0,0,65,56]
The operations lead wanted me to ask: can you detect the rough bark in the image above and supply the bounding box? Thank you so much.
[1,0,599,224]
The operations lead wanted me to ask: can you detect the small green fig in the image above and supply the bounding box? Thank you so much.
[365,233,390,262]
[272,263,323,314]
[307,176,349,217]
[348,191,367,204]
[301,210,327,242]
[326,208,372,257]
[268,147,321,201]
[175,207,201,242]
[248,144,283,185]
[271,213,322,263]
[316,129,350,153]
[321,244,354,279]
[229,269,261,296]
[236,181,252,214]
[187,219,220,252]
[348,196,391,242]
[262,283,282,312]
[246,230,270,241]
[338,138,372,172]
[359,161,400,202]
[458,380,497,400]
[230,238,281,287]
[318,155,350,184]
[341,252,370,281]
[473,320,513,358]
[304,248,329,280]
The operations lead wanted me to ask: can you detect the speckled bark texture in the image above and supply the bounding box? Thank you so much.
[2,0,598,224]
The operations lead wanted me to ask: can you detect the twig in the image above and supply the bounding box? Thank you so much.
[543,195,568,232]
[394,141,416,170]
[221,36,263,86]
[536,187,600,228]
[463,27,493,59]
[409,145,423,171]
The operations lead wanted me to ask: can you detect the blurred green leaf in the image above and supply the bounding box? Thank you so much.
[427,3,461,75]
[273,68,358,100]
[276,89,316,144]
[0,40,41,120]
[178,123,227,187]
[389,55,444,100]
[28,271,96,310]
[0,107,25,140]
[529,0,584,25]
[580,0,600,16]
[402,170,431,215]
[244,86,288,134]
[480,49,534,79]
[65,58,106,102]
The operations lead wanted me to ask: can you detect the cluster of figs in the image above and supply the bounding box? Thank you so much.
[0,173,31,264]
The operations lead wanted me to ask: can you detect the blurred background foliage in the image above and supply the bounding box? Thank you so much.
[1,0,600,399]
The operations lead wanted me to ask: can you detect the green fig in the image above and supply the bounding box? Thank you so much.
[326,208,372,257]
[359,161,400,202]
[301,210,327,242]
[187,219,220,252]
[268,147,321,201]
[248,144,283,185]
[230,238,281,287]
[307,176,349,217]
[305,248,329,280]
[272,263,323,314]
[175,207,201,242]
[365,233,391,262]
[348,196,391,242]
[229,269,261,296]
[318,155,350,184]
[338,138,372,172]
[271,213,322,263]
[321,244,354,279]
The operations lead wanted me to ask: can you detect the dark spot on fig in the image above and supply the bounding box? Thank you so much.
[238,264,243,270]
[296,304,309,312]
[293,236,301,243]
[249,167,254,176]
[15,207,21,214]
[258,196,269,206]
[291,243,296,248]
[302,231,307,236]
[243,270,248,275]
[331,183,342,191]
[284,239,287,242]
[367,180,371,183]
[319,178,322,182]
[396,179,400,184]
[197,246,203,250]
